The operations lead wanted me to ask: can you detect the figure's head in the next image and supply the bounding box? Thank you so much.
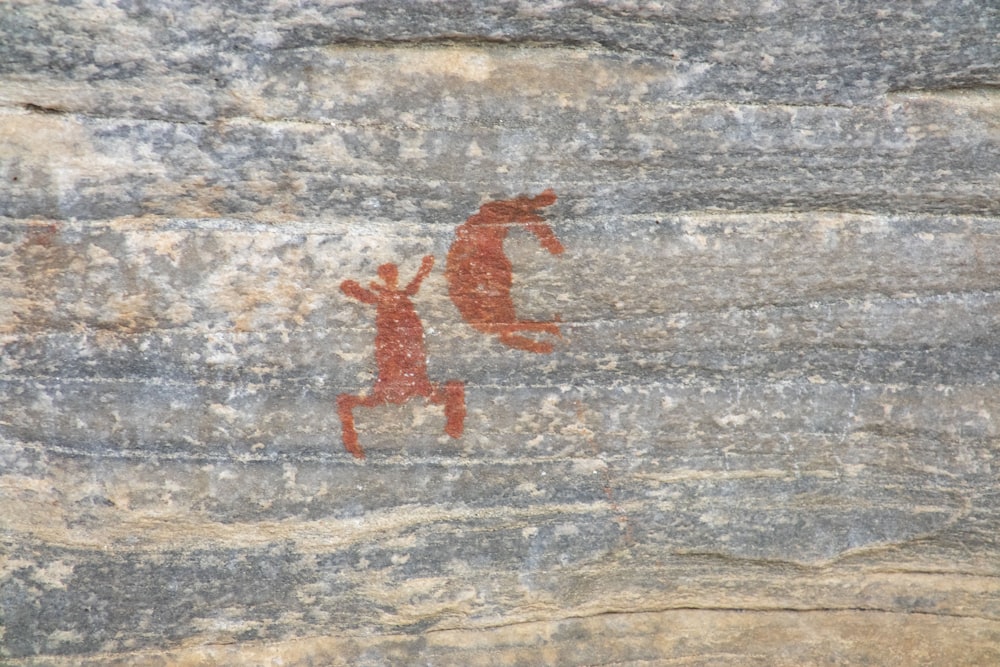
[376,262,399,288]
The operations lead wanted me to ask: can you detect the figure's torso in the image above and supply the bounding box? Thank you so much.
[372,290,432,400]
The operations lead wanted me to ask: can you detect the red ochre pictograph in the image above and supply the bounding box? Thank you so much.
[337,256,465,459]
[446,189,564,354]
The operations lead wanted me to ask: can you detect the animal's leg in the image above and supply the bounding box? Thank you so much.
[495,319,564,353]
[507,320,562,336]
[337,393,380,459]
[498,330,555,354]
[525,222,564,255]
[430,381,466,439]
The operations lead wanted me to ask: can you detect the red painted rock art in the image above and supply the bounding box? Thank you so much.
[337,255,465,459]
[24,223,59,248]
[446,189,564,354]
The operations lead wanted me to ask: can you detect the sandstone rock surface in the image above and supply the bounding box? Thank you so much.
[2,2,999,664]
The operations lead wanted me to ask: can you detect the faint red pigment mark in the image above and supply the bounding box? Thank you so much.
[446,189,564,353]
[24,223,58,247]
[337,255,465,459]
[576,400,635,546]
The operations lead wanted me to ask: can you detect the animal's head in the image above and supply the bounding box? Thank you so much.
[470,189,557,227]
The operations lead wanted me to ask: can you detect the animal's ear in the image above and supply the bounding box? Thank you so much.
[531,189,557,208]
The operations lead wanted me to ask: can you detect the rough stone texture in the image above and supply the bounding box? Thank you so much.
[2,1,1000,664]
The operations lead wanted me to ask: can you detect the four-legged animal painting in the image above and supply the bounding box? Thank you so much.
[446,189,563,354]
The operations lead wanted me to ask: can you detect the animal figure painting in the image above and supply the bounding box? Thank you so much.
[446,189,564,353]
[336,256,465,459]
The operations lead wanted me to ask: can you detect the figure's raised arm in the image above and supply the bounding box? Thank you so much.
[341,279,376,304]
[406,255,435,295]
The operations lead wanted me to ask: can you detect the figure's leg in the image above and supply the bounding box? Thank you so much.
[442,381,465,438]
[429,381,465,439]
[337,393,380,459]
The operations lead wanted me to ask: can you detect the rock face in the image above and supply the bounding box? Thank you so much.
[2,2,999,664]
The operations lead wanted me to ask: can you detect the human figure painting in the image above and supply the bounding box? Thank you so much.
[337,256,465,459]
